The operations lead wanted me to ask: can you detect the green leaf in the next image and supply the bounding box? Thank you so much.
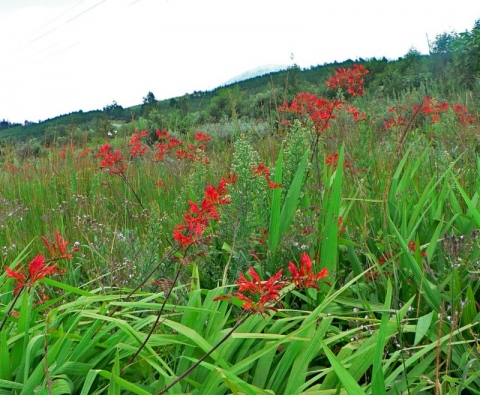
[320,144,344,275]
[371,280,392,395]
[414,311,434,346]
[318,338,367,395]
[98,370,152,395]
[108,349,121,395]
[268,147,283,251]
[278,150,309,242]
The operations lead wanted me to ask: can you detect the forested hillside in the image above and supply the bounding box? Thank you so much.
[1,23,479,147]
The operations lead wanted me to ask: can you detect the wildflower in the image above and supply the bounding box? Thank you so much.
[155,143,166,161]
[77,147,91,158]
[408,241,426,257]
[97,145,127,174]
[156,129,170,139]
[129,143,147,157]
[325,152,353,170]
[279,92,342,133]
[226,172,237,184]
[453,104,475,124]
[232,267,284,316]
[236,266,283,297]
[167,136,183,149]
[100,150,127,174]
[377,253,392,265]
[194,131,211,141]
[42,230,79,259]
[346,105,367,122]
[173,179,230,249]
[288,253,328,289]
[173,229,195,249]
[252,164,281,188]
[96,144,111,157]
[235,293,280,316]
[129,129,149,157]
[325,64,369,96]
[384,115,406,129]
[204,184,230,205]
[6,255,57,295]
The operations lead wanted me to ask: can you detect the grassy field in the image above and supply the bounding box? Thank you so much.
[1,64,480,394]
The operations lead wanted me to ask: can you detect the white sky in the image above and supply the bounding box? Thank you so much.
[1,0,479,124]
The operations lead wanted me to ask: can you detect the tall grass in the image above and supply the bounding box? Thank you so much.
[1,65,480,394]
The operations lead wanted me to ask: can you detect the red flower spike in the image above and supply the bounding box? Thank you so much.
[268,181,281,189]
[156,129,170,139]
[42,230,78,259]
[194,131,211,141]
[5,266,27,295]
[96,144,111,158]
[226,172,238,184]
[167,137,183,149]
[288,253,328,289]
[408,240,427,257]
[173,228,195,249]
[325,64,369,96]
[235,293,279,317]
[236,267,284,299]
[172,179,231,249]
[98,148,127,174]
[6,254,57,295]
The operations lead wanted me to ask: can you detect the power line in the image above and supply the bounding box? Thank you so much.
[66,0,107,23]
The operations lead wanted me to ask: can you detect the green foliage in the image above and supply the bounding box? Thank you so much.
[452,19,480,87]
[2,39,480,395]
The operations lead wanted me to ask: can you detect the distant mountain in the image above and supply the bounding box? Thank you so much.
[222,64,290,86]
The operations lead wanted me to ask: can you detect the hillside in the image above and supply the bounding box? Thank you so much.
[1,29,479,144]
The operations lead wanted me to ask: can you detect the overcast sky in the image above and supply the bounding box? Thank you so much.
[1,0,479,124]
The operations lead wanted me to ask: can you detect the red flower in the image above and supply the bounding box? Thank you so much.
[204,184,230,205]
[129,129,149,157]
[173,179,230,248]
[252,164,268,175]
[377,253,392,266]
[252,164,281,189]
[453,103,475,124]
[408,241,426,257]
[156,129,170,139]
[235,293,280,316]
[194,131,211,141]
[42,230,79,259]
[129,143,147,157]
[97,146,127,174]
[346,105,367,122]
[384,115,406,129]
[325,64,369,96]
[226,172,238,184]
[237,267,283,298]
[6,254,57,295]
[155,143,166,161]
[167,137,183,149]
[96,144,111,157]
[288,253,328,289]
[234,267,284,316]
[173,229,195,249]
[279,92,343,133]
[267,181,281,189]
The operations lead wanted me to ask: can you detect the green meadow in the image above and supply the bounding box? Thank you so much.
[1,28,480,394]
